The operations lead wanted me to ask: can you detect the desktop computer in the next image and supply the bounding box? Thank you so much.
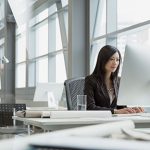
[117,43,150,107]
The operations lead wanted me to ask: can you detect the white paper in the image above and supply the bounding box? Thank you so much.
[122,128,150,141]
[55,120,135,137]
[49,111,112,119]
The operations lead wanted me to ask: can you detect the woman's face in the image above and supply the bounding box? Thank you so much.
[105,52,120,73]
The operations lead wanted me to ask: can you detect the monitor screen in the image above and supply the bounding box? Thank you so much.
[33,83,64,108]
[117,43,150,106]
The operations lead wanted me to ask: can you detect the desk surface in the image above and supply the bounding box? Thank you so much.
[13,117,107,131]
[13,115,150,131]
[1,121,150,150]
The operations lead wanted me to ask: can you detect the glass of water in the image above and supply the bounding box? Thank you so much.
[77,95,87,111]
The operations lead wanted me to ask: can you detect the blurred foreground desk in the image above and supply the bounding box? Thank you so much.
[13,115,150,135]
[1,120,150,150]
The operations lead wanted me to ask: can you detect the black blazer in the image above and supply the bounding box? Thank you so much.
[84,75,125,113]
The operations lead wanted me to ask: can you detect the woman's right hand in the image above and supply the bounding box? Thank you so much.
[114,108,137,114]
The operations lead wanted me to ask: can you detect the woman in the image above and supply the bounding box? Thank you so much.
[84,45,144,114]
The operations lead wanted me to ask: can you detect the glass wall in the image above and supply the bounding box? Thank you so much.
[7,0,150,92]
[90,0,150,75]
[12,0,68,88]
[117,0,150,30]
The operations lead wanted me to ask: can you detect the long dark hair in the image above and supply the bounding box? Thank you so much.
[92,45,122,81]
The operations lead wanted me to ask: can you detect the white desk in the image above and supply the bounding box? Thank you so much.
[1,121,150,150]
[13,115,150,135]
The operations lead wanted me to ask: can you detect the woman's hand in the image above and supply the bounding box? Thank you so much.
[114,107,144,114]
[131,107,144,113]
[114,108,134,114]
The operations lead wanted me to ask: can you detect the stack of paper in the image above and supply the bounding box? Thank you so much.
[52,120,135,137]
[122,128,150,141]
[48,111,112,119]
[16,110,112,118]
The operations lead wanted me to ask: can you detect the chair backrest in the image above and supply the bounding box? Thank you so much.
[64,77,85,110]
[0,104,26,127]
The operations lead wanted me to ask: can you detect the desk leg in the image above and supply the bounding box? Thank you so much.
[27,125,31,135]
[13,109,16,126]
[13,117,16,126]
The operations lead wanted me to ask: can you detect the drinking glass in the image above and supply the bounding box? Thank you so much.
[77,95,87,111]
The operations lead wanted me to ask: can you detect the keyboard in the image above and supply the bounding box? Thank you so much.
[140,113,150,117]
[113,112,150,117]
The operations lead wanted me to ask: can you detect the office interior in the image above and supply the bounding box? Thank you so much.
[0,0,150,149]
[1,0,149,106]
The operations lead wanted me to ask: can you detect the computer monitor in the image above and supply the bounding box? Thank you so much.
[117,43,150,107]
[33,83,64,108]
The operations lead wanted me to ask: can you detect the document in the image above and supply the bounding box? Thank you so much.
[48,110,112,119]
[55,120,135,137]
[122,128,150,141]
[16,110,112,118]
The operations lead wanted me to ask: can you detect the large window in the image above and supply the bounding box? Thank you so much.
[15,0,68,88]
[117,0,150,30]
[117,0,150,55]
[90,0,150,75]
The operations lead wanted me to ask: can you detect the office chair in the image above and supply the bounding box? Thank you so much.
[0,104,27,138]
[64,77,85,110]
